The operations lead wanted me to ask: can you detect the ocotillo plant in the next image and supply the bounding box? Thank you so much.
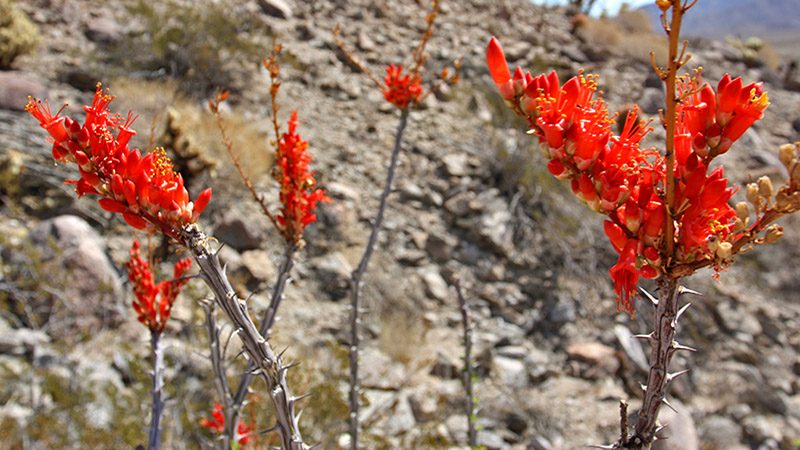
[26,84,313,449]
[126,240,192,449]
[208,42,329,447]
[333,1,459,447]
[486,0,800,448]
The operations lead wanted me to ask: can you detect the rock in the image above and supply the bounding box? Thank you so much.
[566,341,619,378]
[0,327,50,356]
[477,429,508,450]
[311,252,352,300]
[29,215,124,336]
[425,232,458,263]
[360,347,405,390]
[546,292,577,325]
[356,30,375,52]
[0,72,47,111]
[652,399,699,450]
[493,355,527,389]
[258,0,292,19]
[442,153,469,177]
[639,87,664,115]
[472,198,513,256]
[84,16,123,44]
[240,249,277,282]
[741,415,784,444]
[214,209,266,251]
[430,349,461,379]
[698,415,747,450]
[380,395,416,435]
[469,93,493,123]
[613,324,648,372]
[420,266,449,301]
[529,435,554,450]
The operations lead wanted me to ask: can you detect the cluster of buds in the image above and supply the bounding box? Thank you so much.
[199,402,253,446]
[487,37,771,314]
[26,84,212,241]
[126,241,192,333]
[274,111,330,245]
[383,64,424,109]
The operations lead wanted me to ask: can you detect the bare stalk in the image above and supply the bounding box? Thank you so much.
[348,108,410,450]
[229,243,297,439]
[147,330,165,450]
[181,225,309,450]
[455,279,477,448]
[203,302,233,449]
[662,0,686,262]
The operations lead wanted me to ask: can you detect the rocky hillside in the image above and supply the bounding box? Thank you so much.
[1,0,799,449]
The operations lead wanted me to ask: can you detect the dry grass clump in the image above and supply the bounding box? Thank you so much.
[0,0,39,69]
[109,78,274,187]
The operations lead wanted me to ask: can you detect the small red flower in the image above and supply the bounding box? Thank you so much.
[26,84,212,241]
[199,402,226,433]
[274,111,330,244]
[200,402,253,445]
[126,241,191,332]
[383,64,424,109]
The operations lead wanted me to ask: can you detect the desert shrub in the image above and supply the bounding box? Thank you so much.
[109,78,273,188]
[112,0,267,95]
[727,36,782,71]
[576,11,667,64]
[0,0,39,69]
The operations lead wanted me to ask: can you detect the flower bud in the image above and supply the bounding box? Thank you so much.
[792,163,800,183]
[715,241,733,259]
[656,0,671,11]
[757,176,773,199]
[779,143,797,169]
[735,202,749,221]
[733,218,746,234]
[764,224,783,244]
[706,235,719,254]
[746,182,760,206]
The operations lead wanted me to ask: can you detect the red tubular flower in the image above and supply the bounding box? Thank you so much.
[274,111,330,244]
[26,84,212,241]
[486,38,769,316]
[126,241,191,333]
[383,64,424,109]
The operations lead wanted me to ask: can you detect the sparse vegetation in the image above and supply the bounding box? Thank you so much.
[0,0,39,69]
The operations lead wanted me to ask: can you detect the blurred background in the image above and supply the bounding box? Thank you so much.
[0,0,798,448]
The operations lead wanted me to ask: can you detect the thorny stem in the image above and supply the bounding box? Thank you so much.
[230,244,297,434]
[147,330,165,450]
[209,94,279,230]
[204,303,233,449]
[455,279,477,448]
[622,278,681,449]
[181,225,309,450]
[348,108,410,450]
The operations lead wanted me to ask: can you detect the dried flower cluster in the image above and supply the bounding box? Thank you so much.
[487,37,773,314]
[126,241,191,332]
[26,84,212,241]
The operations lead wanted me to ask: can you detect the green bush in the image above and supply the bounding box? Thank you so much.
[0,0,39,69]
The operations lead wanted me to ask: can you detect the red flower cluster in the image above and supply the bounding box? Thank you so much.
[383,64,424,109]
[199,403,253,445]
[486,37,769,315]
[274,111,329,244]
[26,84,212,240]
[126,241,192,332]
